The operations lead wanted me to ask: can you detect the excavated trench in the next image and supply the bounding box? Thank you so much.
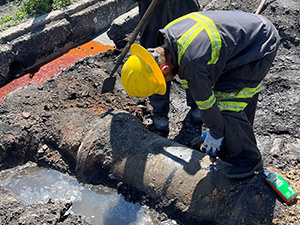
[0,0,300,224]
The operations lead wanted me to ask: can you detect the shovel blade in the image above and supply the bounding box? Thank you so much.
[101,77,116,94]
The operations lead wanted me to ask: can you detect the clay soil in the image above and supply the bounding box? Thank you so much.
[0,0,299,224]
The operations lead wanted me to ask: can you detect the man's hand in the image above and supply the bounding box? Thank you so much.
[202,130,224,156]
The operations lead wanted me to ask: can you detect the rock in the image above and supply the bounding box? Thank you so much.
[107,6,139,48]
[21,112,31,119]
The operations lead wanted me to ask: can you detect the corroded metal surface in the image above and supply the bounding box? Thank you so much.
[75,110,277,224]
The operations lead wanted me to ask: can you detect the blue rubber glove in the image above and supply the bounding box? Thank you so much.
[202,130,224,156]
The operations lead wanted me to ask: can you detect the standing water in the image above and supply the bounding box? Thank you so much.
[0,162,177,225]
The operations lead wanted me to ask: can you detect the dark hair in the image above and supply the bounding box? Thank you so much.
[154,47,166,65]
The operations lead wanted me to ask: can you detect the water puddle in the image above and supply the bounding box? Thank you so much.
[0,162,176,225]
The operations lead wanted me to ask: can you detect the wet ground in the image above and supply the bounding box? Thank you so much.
[0,162,173,225]
[0,0,299,224]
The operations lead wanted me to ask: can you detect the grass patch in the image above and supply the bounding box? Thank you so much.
[0,0,73,31]
[224,2,231,10]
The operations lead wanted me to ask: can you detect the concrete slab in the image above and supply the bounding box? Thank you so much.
[0,0,136,85]
[93,29,115,46]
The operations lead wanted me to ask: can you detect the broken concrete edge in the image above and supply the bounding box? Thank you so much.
[107,6,140,49]
[0,0,136,84]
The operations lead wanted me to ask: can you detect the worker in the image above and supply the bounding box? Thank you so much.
[121,10,280,178]
[136,0,201,136]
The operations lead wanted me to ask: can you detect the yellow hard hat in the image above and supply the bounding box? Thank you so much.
[121,44,166,97]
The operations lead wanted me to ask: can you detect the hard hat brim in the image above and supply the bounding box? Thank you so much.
[130,44,166,95]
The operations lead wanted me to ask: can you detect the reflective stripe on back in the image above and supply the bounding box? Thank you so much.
[189,13,221,65]
[177,23,204,65]
[164,12,222,66]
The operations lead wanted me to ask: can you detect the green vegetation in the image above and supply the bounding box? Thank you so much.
[225,2,231,10]
[0,0,73,30]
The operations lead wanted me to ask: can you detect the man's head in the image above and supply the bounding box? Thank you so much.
[150,46,176,83]
[121,43,175,97]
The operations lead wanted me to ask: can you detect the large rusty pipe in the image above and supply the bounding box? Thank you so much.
[75,109,276,224]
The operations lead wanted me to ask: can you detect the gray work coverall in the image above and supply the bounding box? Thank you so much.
[158,11,280,166]
[136,0,200,118]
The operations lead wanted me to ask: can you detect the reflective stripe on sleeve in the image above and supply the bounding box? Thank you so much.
[181,79,189,89]
[196,92,216,110]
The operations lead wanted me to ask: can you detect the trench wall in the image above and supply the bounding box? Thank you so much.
[0,0,135,84]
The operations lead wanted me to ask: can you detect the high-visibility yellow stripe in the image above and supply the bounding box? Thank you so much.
[196,92,216,110]
[190,13,222,64]
[214,83,261,100]
[238,83,261,98]
[178,24,204,65]
[181,79,188,84]
[168,12,222,66]
[217,101,248,112]
[181,79,189,89]
[164,14,190,29]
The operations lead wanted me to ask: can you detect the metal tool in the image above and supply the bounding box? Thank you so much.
[255,0,267,14]
[101,0,160,94]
